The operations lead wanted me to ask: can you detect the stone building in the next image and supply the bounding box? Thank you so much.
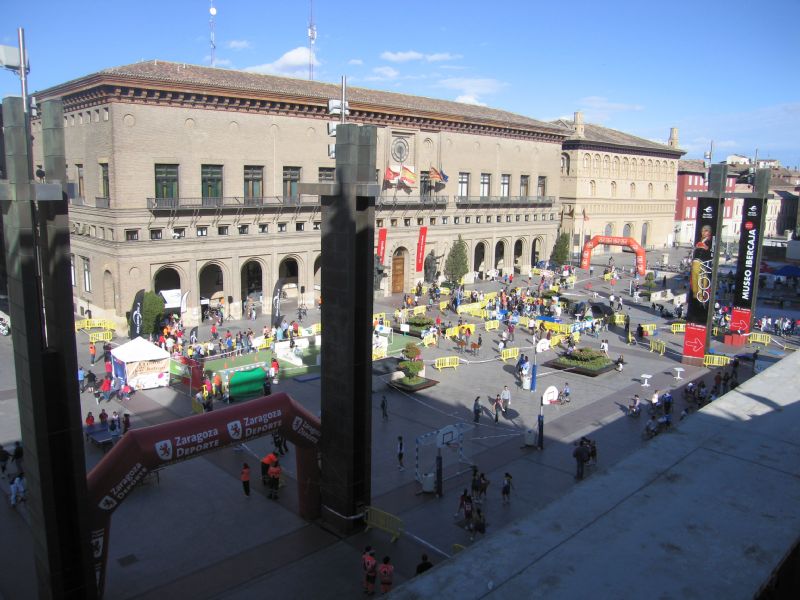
[33,61,567,326]
[555,112,684,259]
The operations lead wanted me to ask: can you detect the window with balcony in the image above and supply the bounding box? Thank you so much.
[537,176,547,197]
[99,163,109,200]
[82,256,92,292]
[155,164,179,199]
[465,216,471,224]
[296,222,305,232]
[238,224,249,235]
[76,164,85,199]
[458,172,470,197]
[173,227,185,239]
[202,164,223,199]
[429,217,436,226]
[150,229,162,240]
[278,223,287,232]
[420,171,432,197]
[417,218,424,226]
[125,229,139,241]
[500,174,510,197]
[218,225,229,236]
[283,166,301,198]
[318,167,335,182]
[259,223,269,234]
[454,216,460,224]
[197,226,208,237]
[244,166,263,199]
[520,175,530,197]
[390,219,398,227]
[480,173,491,197]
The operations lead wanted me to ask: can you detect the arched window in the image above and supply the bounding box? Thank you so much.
[622,158,629,177]
[583,154,591,172]
[654,160,661,180]
[589,180,597,196]
[646,160,653,178]
[664,183,670,198]
[630,159,637,178]
[561,153,571,175]
[640,159,646,176]
[593,154,601,175]
[612,157,620,176]
[623,223,632,238]
[648,183,654,199]
[630,183,636,198]
[610,181,617,197]
[603,156,610,176]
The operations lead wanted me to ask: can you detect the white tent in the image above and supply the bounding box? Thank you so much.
[159,289,182,309]
[110,337,171,390]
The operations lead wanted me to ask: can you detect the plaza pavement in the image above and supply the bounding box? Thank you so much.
[0,248,796,599]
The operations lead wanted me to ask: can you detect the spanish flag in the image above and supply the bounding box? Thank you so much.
[429,166,443,182]
[401,165,417,185]
[384,166,400,183]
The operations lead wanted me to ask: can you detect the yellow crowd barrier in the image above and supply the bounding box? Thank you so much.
[439,301,448,311]
[549,335,564,348]
[550,285,560,293]
[712,326,719,336]
[89,331,113,343]
[566,275,577,285]
[75,318,116,332]
[500,347,519,362]
[372,347,387,361]
[649,339,666,356]
[412,305,427,316]
[603,273,612,281]
[671,323,686,334]
[310,323,322,334]
[485,320,500,331]
[641,323,657,333]
[191,394,204,415]
[484,291,498,302]
[364,506,403,542]
[439,287,451,295]
[434,356,460,371]
[456,302,481,315]
[422,334,436,347]
[748,333,772,346]
[445,324,476,338]
[627,331,635,345]
[517,316,530,328]
[542,322,572,334]
[532,268,542,275]
[703,354,731,367]
[611,313,626,325]
[372,312,387,324]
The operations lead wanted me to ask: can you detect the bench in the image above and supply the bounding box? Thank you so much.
[434,356,460,371]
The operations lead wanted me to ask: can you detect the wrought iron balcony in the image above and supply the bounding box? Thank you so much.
[377,195,448,209]
[454,195,555,207]
[146,195,322,210]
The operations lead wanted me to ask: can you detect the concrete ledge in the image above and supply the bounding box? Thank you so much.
[394,349,800,599]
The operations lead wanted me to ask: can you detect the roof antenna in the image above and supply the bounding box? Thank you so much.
[209,0,217,67]
[307,0,317,80]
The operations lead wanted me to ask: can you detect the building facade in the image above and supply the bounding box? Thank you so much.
[33,61,567,326]
[674,160,738,248]
[555,112,684,260]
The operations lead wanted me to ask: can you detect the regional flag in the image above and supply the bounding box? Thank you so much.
[429,166,443,182]
[401,165,417,185]
[439,167,449,183]
[384,166,400,183]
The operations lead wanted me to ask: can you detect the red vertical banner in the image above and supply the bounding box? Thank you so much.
[730,307,752,334]
[376,228,387,264]
[683,323,706,359]
[415,226,427,272]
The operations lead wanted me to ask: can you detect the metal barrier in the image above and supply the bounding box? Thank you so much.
[627,331,635,345]
[422,334,436,347]
[641,323,657,333]
[611,313,626,325]
[440,287,451,295]
[485,320,500,331]
[748,333,772,346]
[75,318,116,332]
[310,323,322,334]
[500,347,519,362]
[439,301,448,311]
[484,291,498,302]
[372,312,386,324]
[549,335,564,348]
[434,356,460,371]
[412,305,427,316]
[257,337,274,351]
[703,354,731,367]
[372,347,387,361]
[364,506,403,542]
[649,339,666,356]
[671,323,686,334]
[89,331,113,343]
[456,302,481,315]
[517,316,530,327]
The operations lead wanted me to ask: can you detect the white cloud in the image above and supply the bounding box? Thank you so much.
[227,40,251,50]
[348,58,363,65]
[244,47,319,78]
[381,50,424,62]
[438,77,506,104]
[425,52,462,62]
[578,96,644,122]
[370,66,399,79]
[214,58,234,68]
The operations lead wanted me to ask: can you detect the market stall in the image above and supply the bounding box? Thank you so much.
[110,337,171,390]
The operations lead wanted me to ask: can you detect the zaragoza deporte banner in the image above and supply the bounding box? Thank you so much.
[730,198,766,334]
[684,197,723,359]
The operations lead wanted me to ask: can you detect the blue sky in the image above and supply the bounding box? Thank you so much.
[2,0,799,168]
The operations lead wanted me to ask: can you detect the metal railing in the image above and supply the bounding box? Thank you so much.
[377,195,448,208]
[454,195,555,206]
[146,195,322,210]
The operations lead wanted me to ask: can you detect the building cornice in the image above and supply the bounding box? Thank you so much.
[563,140,683,160]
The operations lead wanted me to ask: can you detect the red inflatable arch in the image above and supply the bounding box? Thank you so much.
[580,236,647,275]
[86,392,320,598]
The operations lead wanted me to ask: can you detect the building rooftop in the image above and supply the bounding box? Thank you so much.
[36,60,569,138]
[553,117,684,156]
[678,159,707,173]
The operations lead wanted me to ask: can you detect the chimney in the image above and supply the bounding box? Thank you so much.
[574,111,584,138]
[668,127,679,148]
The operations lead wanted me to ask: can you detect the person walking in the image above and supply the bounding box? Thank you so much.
[415,553,433,575]
[500,385,511,413]
[469,508,486,541]
[378,556,395,595]
[396,436,405,470]
[10,472,26,507]
[493,394,502,423]
[0,445,10,478]
[473,396,481,423]
[78,366,86,393]
[362,546,377,596]
[268,459,282,499]
[380,395,389,421]
[240,462,251,497]
[573,441,591,480]
[501,472,514,504]
[88,341,96,365]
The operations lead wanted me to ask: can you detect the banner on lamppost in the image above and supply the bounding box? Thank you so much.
[376,228,387,264]
[128,289,145,339]
[415,226,427,272]
[683,197,722,359]
[731,198,765,333]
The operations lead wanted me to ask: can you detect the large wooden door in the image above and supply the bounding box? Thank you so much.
[391,255,404,293]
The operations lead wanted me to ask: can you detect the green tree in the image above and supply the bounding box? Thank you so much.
[444,235,469,284]
[141,291,165,337]
[550,233,570,266]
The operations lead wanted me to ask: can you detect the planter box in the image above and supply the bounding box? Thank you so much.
[543,358,617,377]
[388,376,439,392]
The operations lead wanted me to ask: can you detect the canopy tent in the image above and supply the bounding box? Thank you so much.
[110,337,171,390]
[159,289,182,309]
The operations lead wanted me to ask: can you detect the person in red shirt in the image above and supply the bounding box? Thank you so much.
[267,460,282,500]
[240,463,250,496]
[378,556,394,594]
[85,412,95,427]
[98,409,108,425]
[361,547,377,595]
[99,377,112,403]
[270,358,280,381]
[210,323,218,340]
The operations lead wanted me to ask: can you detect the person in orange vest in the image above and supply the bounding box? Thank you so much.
[212,372,222,398]
[378,556,394,595]
[361,546,377,595]
[240,462,251,497]
[260,451,277,486]
[89,341,97,365]
[267,459,282,500]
